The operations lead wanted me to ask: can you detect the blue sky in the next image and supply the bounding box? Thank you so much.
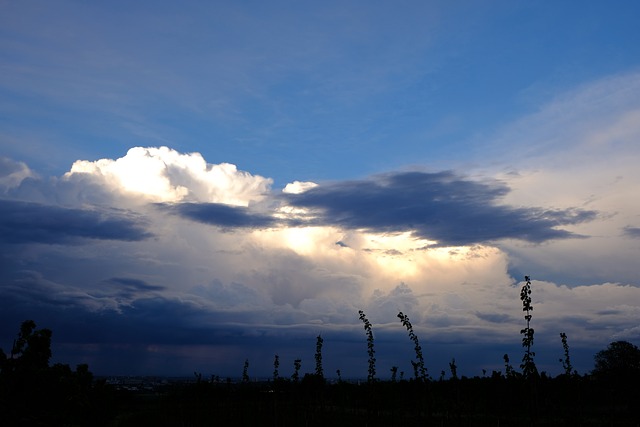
[2,1,640,379]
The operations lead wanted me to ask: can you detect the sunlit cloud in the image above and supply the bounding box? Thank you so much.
[282,181,318,194]
[66,146,272,205]
[480,72,640,285]
[0,145,637,376]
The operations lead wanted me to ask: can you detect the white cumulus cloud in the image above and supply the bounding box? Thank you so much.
[66,146,272,205]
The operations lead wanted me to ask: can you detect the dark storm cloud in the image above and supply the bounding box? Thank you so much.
[1,297,202,349]
[283,171,597,246]
[0,276,242,348]
[0,276,321,365]
[160,202,276,228]
[0,199,152,244]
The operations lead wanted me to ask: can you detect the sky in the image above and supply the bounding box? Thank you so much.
[1,0,640,379]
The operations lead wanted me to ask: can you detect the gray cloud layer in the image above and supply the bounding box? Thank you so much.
[283,171,597,246]
[159,171,597,245]
[0,199,152,244]
[0,155,631,379]
[160,202,276,229]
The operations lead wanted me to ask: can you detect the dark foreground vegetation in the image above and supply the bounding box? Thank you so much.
[93,373,640,427]
[2,322,640,426]
[1,278,640,426]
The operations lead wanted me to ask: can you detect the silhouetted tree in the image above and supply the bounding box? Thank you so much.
[0,320,100,426]
[2,319,52,372]
[593,340,640,379]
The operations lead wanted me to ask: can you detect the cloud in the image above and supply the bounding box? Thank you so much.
[283,181,318,194]
[481,72,640,169]
[475,312,514,324]
[0,157,36,192]
[106,278,166,295]
[1,0,639,379]
[65,147,272,205]
[0,137,636,377]
[477,72,640,285]
[38,146,601,251]
[623,226,640,239]
[0,199,152,244]
[283,171,596,246]
[160,202,276,229]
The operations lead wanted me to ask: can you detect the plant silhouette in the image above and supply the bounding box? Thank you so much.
[503,353,516,379]
[273,354,280,382]
[358,310,376,382]
[292,358,301,382]
[397,312,427,381]
[314,334,324,379]
[559,332,576,376]
[4,301,640,426]
[242,359,250,383]
[520,276,538,378]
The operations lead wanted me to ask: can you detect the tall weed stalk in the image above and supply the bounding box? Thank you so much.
[358,310,376,382]
[397,311,427,381]
[315,335,324,379]
[520,276,538,378]
[273,354,280,382]
[292,358,301,382]
[242,359,250,383]
[559,332,575,376]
